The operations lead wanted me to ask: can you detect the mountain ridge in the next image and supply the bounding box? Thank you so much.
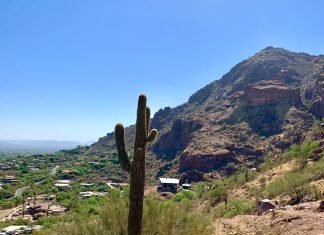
[77,47,324,182]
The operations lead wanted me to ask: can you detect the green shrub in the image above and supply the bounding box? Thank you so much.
[0,218,30,230]
[36,194,213,235]
[172,190,196,202]
[265,157,324,200]
[214,198,255,218]
[0,189,13,200]
[284,141,319,169]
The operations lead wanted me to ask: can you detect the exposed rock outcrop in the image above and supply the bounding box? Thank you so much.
[225,80,302,136]
[241,80,300,107]
[311,99,324,118]
[151,107,172,130]
[179,149,232,171]
[154,119,203,158]
[179,170,204,184]
[311,78,324,118]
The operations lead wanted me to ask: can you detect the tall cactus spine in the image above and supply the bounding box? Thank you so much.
[115,94,158,235]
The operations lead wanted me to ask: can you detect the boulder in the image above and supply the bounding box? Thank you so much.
[319,200,324,212]
[257,199,276,215]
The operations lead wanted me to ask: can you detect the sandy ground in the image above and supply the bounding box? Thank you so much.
[0,208,14,220]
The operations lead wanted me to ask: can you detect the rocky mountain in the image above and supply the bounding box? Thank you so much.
[78,47,324,182]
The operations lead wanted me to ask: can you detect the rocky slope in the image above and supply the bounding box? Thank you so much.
[215,201,324,235]
[81,47,324,182]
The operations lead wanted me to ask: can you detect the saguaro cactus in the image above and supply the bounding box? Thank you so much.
[115,94,158,235]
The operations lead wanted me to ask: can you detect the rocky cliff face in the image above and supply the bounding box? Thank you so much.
[84,47,324,182]
[223,80,302,136]
[179,149,232,172]
[240,80,300,107]
[154,119,203,159]
[311,74,324,118]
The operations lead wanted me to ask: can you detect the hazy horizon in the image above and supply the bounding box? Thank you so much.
[1,0,324,142]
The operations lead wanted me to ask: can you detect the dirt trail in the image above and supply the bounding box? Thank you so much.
[0,208,14,220]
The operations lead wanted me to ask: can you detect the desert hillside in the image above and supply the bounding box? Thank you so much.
[75,47,324,183]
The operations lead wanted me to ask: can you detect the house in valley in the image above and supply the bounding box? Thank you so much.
[157,178,179,193]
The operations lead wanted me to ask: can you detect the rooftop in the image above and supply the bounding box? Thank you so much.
[159,178,179,184]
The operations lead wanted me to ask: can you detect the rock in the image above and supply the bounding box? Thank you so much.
[305,89,315,100]
[151,107,172,130]
[180,170,204,183]
[179,149,232,171]
[311,77,324,118]
[241,80,300,107]
[154,119,203,157]
[311,98,324,118]
[319,200,324,212]
[257,199,276,215]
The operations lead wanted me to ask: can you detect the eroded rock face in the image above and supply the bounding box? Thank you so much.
[311,99,324,118]
[179,149,232,171]
[151,107,172,130]
[154,119,203,157]
[311,79,324,118]
[226,80,302,136]
[180,170,204,184]
[241,80,300,107]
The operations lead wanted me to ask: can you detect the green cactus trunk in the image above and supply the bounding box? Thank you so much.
[115,95,158,235]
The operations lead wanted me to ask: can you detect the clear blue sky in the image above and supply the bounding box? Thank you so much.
[1,0,324,142]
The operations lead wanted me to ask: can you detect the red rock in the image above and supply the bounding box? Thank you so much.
[179,149,232,171]
[241,80,300,107]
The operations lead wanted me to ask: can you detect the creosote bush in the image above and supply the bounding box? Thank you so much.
[35,192,213,235]
[213,198,255,218]
[265,157,324,202]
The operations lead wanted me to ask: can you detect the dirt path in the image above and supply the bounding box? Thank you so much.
[0,208,14,220]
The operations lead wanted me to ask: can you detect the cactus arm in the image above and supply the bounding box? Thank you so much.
[146,129,158,142]
[115,123,131,171]
[134,94,147,151]
[145,107,151,132]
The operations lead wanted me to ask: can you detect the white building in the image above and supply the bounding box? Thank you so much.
[158,178,179,193]
[54,183,70,191]
[79,191,107,199]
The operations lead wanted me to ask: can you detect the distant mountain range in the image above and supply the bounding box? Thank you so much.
[0,140,94,155]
